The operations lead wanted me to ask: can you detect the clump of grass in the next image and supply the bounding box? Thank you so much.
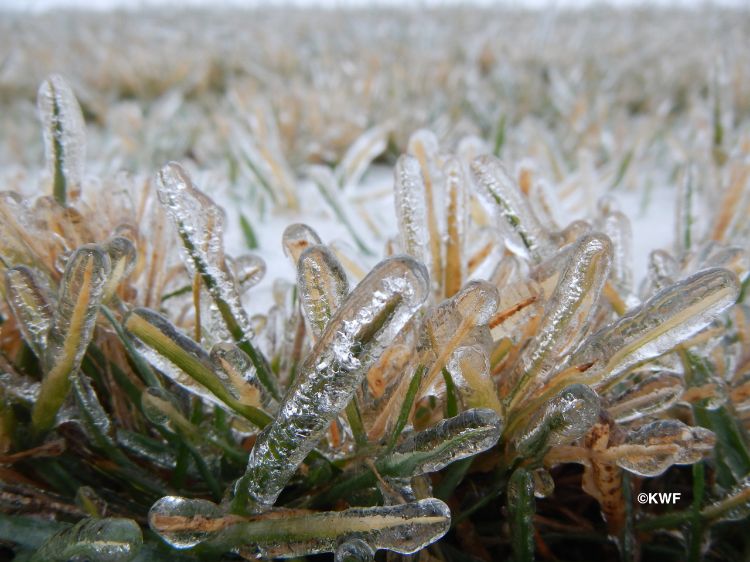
[1,15,750,560]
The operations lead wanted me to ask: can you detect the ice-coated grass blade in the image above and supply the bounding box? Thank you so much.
[471,154,552,261]
[386,364,425,450]
[4,266,53,359]
[385,408,502,476]
[101,236,136,302]
[393,154,430,273]
[37,74,86,205]
[32,244,111,434]
[237,256,429,510]
[149,496,449,557]
[336,124,389,188]
[508,467,535,562]
[156,162,277,398]
[509,233,611,408]
[511,384,600,460]
[443,156,468,298]
[30,517,142,562]
[123,308,271,428]
[576,267,740,390]
[297,244,349,340]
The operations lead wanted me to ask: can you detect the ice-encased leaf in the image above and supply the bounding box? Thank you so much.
[297,244,350,340]
[510,233,611,404]
[151,496,449,557]
[124,308,271,428]
[470,154,552,261]
[282,223,323,265]
[37,74,86,204]
[703,475,750,522]
[393,155,430,269]
[232,254,266,294]
[32,244,111,433]
[30,517,142,562]
[149,496,228,549]
[210,342,276,410]
[101,236,136,302]
[513,384,601,458]
[607,372,684,423]
[239,256,429,508]
[446,346,503,415]
[508,468,535,562]
[612,420,715,477]
[443,156,468,298]
[571,268,740,389]
[156,163,256,346]
[141,386,185,434]
[387,408,502,476]
[336,124,389,188]
[4,266,53,359]
[335,538,376,562]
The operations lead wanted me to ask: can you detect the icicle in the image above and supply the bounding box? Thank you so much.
[30,517,142,562]
[513,384,601,458]
[32,244,111,433]
[297,244,350,341]
[470,154,552,261]
[613,420,715,477]
[573,268,740,389]
[282,223,323,266]
[37,74,86,204]
[388,409,502,476]
[238,256,429,509]
[4,266,53,359]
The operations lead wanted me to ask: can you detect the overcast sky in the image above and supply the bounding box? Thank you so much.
[2,0,748,10]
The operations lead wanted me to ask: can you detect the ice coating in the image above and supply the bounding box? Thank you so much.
[239,256,429,508]
[30,517,142,562]
[705,475,750,522]
[210,342,275,410]
[282,223,323,265]
[149,496,229,549]
[442,156,468,298]
[607,372,684,423]
[614,420,715,477]
[37,74,86,204]
[531,467,555,498]
[598,208,633,293]
[232,254,266,294]
[336,124,389,188]
[514,384,601,457]
[645,249,678,294]
[511,234,612,403]
[141,387,185,434]
[335,538,376,562]
[72,372,114,440]
[101,236,137,302]
[388,409,502,475]
[32,244,111,432]
[297,244,350,340]
[157,162,254,341]
[4,266,53,359]
[446,346,503,415]
[573,268,740,388]
[470,154,552,262]
[224,499,450,558]
[394,155,430,269]
[124,308,233,412]
[453,280,500,326]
